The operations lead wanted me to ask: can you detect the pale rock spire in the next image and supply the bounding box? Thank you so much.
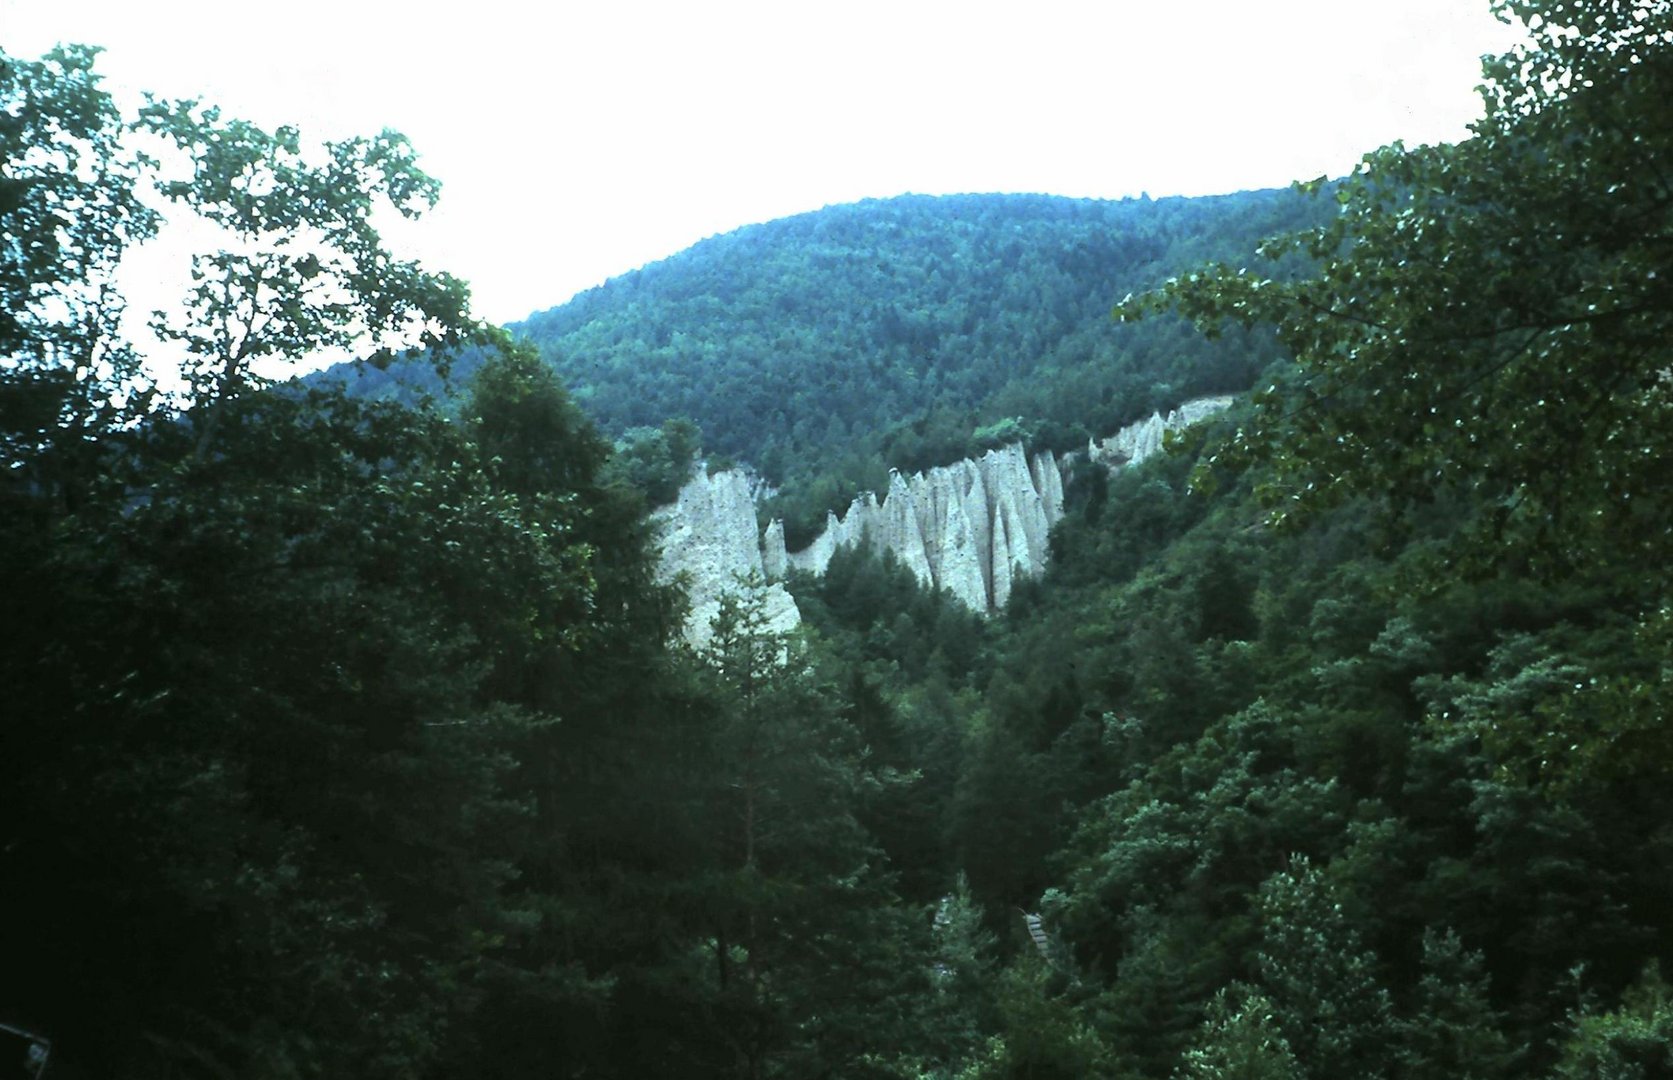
[660,397,1234,638]
[762,519,788,580]
[881,469,935,588]
[934,481,990,612]
[652,464,800,648]
[989,508,1015,610]
[1031,449,1064,527]
[957,461,994,600]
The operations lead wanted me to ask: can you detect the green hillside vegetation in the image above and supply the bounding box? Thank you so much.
[5,0,1672,1076]
[339,188,1321,540]
[511,190,1313,458]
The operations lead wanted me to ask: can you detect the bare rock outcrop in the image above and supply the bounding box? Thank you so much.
[1086,396,1235,470]
[651,465,801,649]
[652,396,1234,638]
[762,443,1065,613]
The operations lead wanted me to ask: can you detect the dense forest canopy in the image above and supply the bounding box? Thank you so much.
[4,0,1673,1076]
[335,188,1323,535]
[509,191,1312,459]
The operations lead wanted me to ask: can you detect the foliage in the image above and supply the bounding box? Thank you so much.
[1039,11,1673,1071]
[1122,0,1673,577]
[1396,928,1514,1080]
[1176,986,1303,1080]
[0,44,674,1078]
[10,2,1673,1074]
[1,369,609,1074]
[1552,965,1673,1080]
[0,44,159,509]
[332,188,1319,535]
[688,586,943,1078]
[601,416,703,504]
[134,94,481,459]
[1253,856,1394,1080]
[959,960,1115,1080]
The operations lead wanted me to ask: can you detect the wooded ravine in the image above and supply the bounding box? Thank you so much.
[3,2,1671,1076]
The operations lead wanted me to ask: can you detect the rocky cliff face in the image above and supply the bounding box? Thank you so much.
[1084,396,1235,469]
[654,397,1232,640]
[761,442,1064,613]
[650,466,802,649]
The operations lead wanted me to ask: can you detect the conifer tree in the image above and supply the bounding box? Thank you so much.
[694,584,933,1078]
[1176,986,1304,1080]
[1254,857,1394,1080]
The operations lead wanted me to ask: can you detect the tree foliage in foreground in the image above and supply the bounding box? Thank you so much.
[0,43,475,1076]
[2,44,616,1071]
[1122,0,1673,796]
[936,3,1673,1077]
[8,1,1673,1075]
[1,45,160,510]
[1,44,962,1078]
[1123,0,1673,578]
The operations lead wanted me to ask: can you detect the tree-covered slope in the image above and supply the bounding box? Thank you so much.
[514,191,1314,460]
[822,1,1673,1075]
[341,190,1320,528]
[10,0,1673,1073]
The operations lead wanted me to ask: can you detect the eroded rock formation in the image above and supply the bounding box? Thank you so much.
[650,466,802,649]
[1085,396,1235,469]
[653,396,1233,640]
[760,442,1064,612]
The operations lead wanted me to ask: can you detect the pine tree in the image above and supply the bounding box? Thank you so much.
[1254,856,1394,1080]
[694,583,934,1078]
[1176,986,1304,1080]
[1392,928,1515,1079]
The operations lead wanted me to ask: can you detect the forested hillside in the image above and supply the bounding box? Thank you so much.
[511,191,1312,463]
[338,188,1321,537]
[5,0,1672,1077]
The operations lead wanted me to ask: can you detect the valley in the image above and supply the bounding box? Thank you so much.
[5,6,1672,1077]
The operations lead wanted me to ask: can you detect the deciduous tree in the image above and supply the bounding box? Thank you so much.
[1124,0,1673,577]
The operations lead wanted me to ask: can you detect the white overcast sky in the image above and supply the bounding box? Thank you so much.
[4,0,1525,325]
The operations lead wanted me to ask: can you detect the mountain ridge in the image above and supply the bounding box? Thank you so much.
[332,189,1319,535]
